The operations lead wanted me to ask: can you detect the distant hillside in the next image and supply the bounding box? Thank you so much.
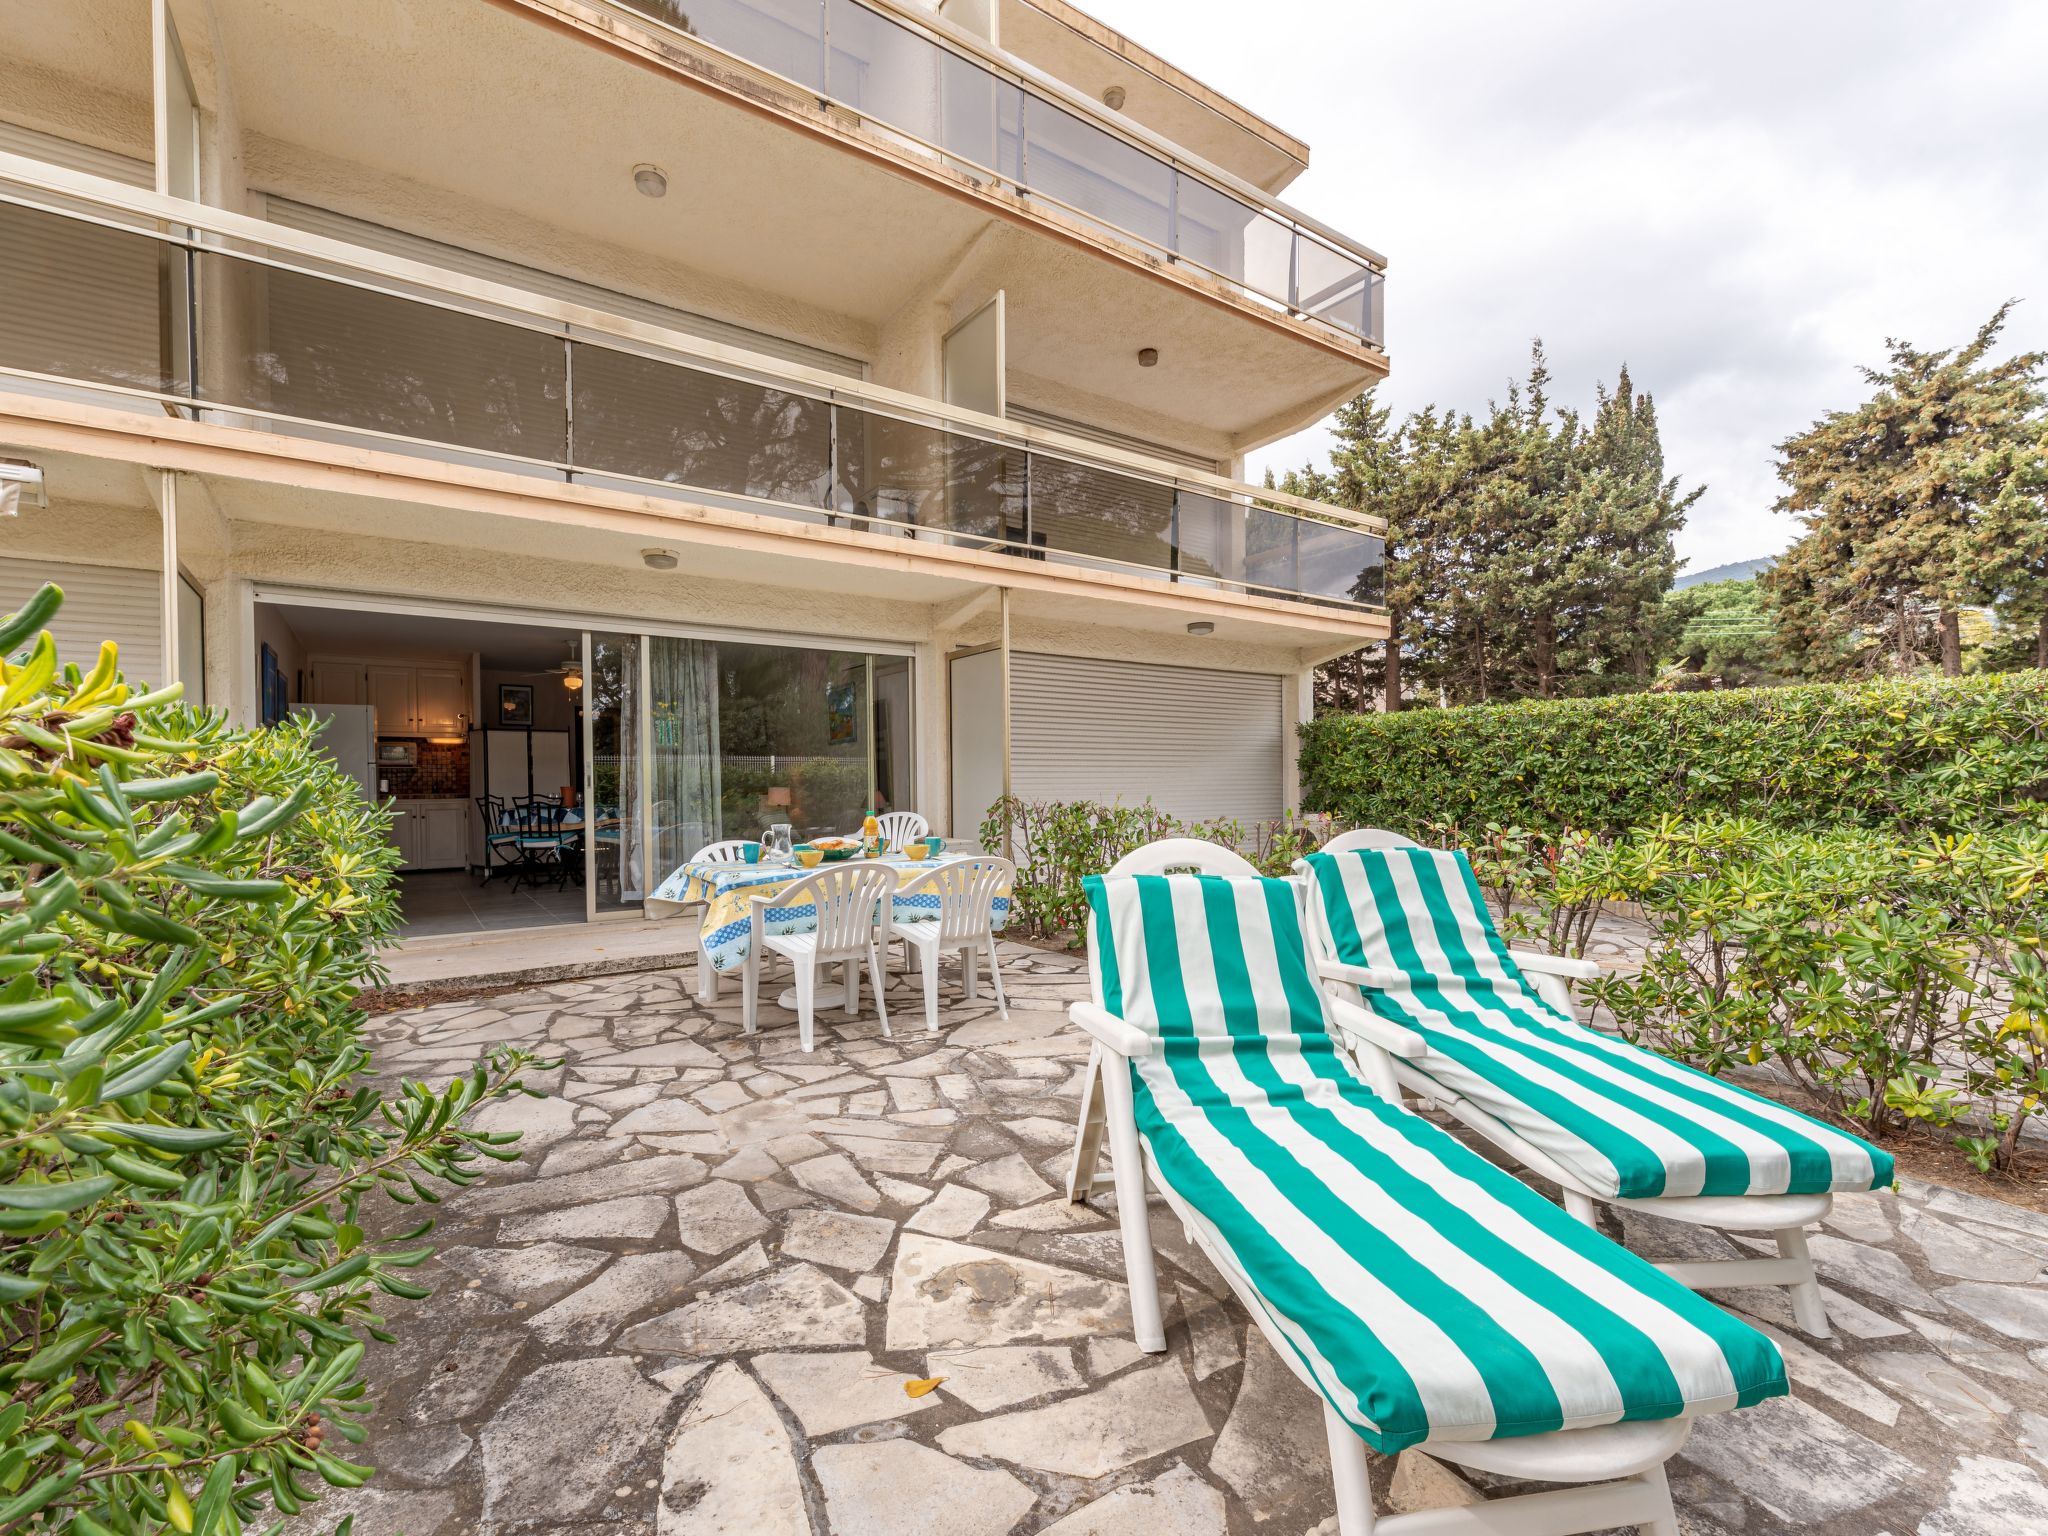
[1675,557,1775,589]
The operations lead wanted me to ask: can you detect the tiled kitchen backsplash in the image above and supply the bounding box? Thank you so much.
[382,738,469,798]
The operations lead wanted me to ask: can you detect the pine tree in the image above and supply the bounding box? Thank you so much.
[1303,351,1695,710]
[1765,303,2047,678]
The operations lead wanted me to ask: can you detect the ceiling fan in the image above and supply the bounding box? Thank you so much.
[545,639,584,693]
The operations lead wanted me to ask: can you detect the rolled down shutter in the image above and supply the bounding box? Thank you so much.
[0,559,161,685]
[1008,652,1283,826]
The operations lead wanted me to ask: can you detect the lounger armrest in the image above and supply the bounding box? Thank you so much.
[1067,1002,1154,1059]
[1508,950,1601,981]
[1312,956,1415,993]
[1325,994,1427,1060]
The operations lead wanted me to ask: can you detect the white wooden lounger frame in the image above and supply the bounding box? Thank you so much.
[1301,828,1832,1339]
[1066,837,1688,1536]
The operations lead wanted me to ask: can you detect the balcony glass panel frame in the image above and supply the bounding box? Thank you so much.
[0,190,1384,613]
[606,0,1385,347]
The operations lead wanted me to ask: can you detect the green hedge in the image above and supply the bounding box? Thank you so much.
[1299,671,2048,835]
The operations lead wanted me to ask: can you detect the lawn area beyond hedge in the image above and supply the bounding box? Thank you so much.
[1298,671,2048,836]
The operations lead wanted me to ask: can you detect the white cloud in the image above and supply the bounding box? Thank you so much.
[1077,0,2048,570]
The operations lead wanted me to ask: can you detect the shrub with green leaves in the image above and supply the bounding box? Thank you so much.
[980,798,1340,941]
[0,584,536,1534]
[1299,671,2048,837]
[1523,818,2048,1173]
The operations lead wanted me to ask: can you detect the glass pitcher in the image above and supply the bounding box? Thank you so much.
[761,823,793,864]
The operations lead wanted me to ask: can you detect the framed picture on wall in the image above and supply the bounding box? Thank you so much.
[498,683,535,727]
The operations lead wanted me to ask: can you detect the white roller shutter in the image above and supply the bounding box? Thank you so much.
[0,559,161,686]
[1008,652,1283,826]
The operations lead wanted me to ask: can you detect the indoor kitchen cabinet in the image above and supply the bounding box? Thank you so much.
[366,666,415,739]
[414,668,470,738]
[309,658,474,738]
[308,661,365,707]
[389,799,470,872]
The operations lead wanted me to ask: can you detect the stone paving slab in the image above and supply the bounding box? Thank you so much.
[299,949,2048,1536]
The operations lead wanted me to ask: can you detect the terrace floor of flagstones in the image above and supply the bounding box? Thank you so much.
[306,946,2048,1536]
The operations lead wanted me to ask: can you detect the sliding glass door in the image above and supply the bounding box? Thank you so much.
[583,629,913,915]
[587,632,642,916]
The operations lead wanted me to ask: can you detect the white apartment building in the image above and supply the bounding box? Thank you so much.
[0,0,1388,932]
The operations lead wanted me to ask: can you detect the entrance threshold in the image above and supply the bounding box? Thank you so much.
[374,917,692,997]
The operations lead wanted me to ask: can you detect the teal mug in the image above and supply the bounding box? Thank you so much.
[923,835,945,855]
[741,842,761,864]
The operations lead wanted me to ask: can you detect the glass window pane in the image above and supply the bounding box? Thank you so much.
[1172,174,1256,286]
[827,0,945,148]
[833,406,1024,541]
[648,636,725,880]
[871,655,913,818]
[201,254,567,458]
[0,202,169,394]
[1294,234,1372,338]
[1174,490,1242,585]
[1295,521,1386,607]
[589,632,642,912]
[1022,96,1172,250]
[1028,455,1174,574]
[715,644,872,840]
[572,343,833,508]
[1243,507,1299,595]
[618,0,825,91]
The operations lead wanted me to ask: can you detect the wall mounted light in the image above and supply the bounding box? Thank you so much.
[633,164,669,198]
[1186,621,1215,637]
[1101,85,1127,110]
[642,548,679,570]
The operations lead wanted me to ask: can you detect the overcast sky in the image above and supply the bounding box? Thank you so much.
[1082,0,2048,572]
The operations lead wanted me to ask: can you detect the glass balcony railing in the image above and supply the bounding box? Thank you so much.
[0,193,1386,611]
[608,0,1386,347]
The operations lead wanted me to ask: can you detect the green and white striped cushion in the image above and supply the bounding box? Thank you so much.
[1086,870,1785,1453]
[1304,847,1895,1202]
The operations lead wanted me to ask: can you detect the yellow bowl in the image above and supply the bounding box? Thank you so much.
[904,842,931,860]
[795,848,824,868]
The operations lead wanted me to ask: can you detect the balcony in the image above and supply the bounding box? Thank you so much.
[582,0,1386,348]
[0,163,1385,613]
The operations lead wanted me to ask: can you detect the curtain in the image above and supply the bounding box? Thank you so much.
[649,636,723,880]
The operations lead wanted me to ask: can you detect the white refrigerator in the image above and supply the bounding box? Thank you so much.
[291,703,378,803]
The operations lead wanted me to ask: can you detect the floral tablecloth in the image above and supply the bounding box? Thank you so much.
[647,852,1011,973]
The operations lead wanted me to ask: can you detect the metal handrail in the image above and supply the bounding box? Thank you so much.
[0,152,1383,535]
[574,0,1386,346]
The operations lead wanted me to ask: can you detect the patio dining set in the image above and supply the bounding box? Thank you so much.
[650,809,1015,1050]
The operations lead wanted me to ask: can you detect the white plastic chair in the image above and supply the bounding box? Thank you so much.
[686,840,757,1003]
[874,809,929,849]
[742,862,894,1052]
[888,856,1012,1033]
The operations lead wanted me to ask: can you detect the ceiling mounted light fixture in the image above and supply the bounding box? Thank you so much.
[1186,620,1215,637]
[641,548,679,570]
[1101,85,1127,110]
[632,164,669,198]
[562,668,584,693]
[1137,347,1159,368]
